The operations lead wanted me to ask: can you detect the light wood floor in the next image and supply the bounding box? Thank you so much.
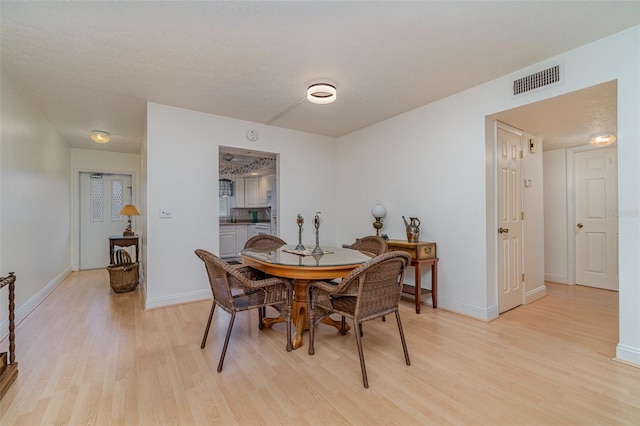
[1,270,639,425]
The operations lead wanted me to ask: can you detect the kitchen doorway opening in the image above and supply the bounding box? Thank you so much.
[218,146,279,260]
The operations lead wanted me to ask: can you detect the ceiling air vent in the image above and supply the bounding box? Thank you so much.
[513,65,561,96]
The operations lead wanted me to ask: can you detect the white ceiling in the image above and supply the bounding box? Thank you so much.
[1,1,637,154]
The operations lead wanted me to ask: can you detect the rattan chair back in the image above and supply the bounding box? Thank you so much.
[244,234,287,251]
[349,235,387,256]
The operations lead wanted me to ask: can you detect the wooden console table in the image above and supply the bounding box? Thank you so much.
[109,235,140,264]
[385,240,438,314]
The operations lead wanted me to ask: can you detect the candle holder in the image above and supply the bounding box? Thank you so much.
[312,252,324,266]
[312,212,323,256]
[295,214,306,251]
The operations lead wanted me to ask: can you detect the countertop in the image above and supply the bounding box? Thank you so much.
[220,221,271,226]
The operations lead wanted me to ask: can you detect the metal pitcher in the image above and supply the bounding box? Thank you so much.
[402,216,420,243]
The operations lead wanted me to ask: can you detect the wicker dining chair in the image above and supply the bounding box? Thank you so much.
[243,235,287,322]
[244,234,287,251]
[348,235,387,256]
[307,251,411,388]
[195,249,293,372]
[346,235,389,324]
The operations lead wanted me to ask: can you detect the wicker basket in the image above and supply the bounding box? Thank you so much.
[107,262,139,293]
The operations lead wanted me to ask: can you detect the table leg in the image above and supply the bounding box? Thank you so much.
[291,280,308,349]
[109,241,115,264]
[263,279,349,350]
[414,261,421,314]
[262,315,284,328]
[432,259,438,308]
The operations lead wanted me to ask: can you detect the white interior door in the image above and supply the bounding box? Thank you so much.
[497,125,524,313]
[80,172,132,269]
[575,147,618,290]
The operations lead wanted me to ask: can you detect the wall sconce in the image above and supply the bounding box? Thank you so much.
[91,130,110,144]
[371,200,386,236]
[589,132,617,147]
[120,204,140,236]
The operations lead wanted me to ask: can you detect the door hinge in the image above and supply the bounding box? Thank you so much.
[521,211,525,220]
[521,273,525,282]
[519,150,523,159]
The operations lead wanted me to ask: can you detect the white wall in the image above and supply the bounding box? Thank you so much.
[336,27,639,365]
[144,103,336,309]
[142,27,639,366]
[522,132,546,303]
[543,149,568,283]
[70,149,141,271]
[0,70,72,339]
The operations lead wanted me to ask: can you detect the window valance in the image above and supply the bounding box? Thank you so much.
[219,179,233,197]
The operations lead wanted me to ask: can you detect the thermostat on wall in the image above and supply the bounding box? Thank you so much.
[247,130,258,141]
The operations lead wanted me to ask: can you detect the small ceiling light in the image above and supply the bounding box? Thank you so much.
[589,132,617,147]
[307,83,337,104]
[91,130,110,144]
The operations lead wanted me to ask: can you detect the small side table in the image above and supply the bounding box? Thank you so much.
[385,239,438,314]
[109,235,140,264]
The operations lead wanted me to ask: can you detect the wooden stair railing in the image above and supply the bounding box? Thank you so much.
[0,272,18,399]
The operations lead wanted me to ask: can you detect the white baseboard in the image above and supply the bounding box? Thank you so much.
[0,267,72,341]
[525,285,548,304]
[544,273,568,284]
[145,289,211,310]
[615,344,640,368]
[437,297,498,322]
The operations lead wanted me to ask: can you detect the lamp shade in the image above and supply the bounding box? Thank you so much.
[120,204,140,216]
[371,200,386,219]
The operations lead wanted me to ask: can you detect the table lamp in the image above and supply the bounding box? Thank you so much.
[371,200,386,236]
[120,204,140,236]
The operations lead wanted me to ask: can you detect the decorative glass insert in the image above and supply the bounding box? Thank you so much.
[112,179,123,221]
[90,176,103,222]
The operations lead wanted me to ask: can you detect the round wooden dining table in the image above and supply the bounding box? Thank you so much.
[241,245,373,350]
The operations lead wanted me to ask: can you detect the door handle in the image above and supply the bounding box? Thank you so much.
[577,223,584,229]
[498,227,509,234]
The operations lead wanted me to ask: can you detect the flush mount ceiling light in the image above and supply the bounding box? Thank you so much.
[91,130,110,144]
[589,132,617,147]
[307,83,337,104]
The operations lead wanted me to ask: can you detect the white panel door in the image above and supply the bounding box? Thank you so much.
[80,173,132,269]
[497,126,524,313]
[575,147,618,290]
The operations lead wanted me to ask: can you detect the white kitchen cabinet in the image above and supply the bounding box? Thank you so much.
[247,224,258,239]
[234,178,245,207]
[259,174,275,206]
[244,177,259,207]
[235,225,248,251]
[219,227,237,258]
